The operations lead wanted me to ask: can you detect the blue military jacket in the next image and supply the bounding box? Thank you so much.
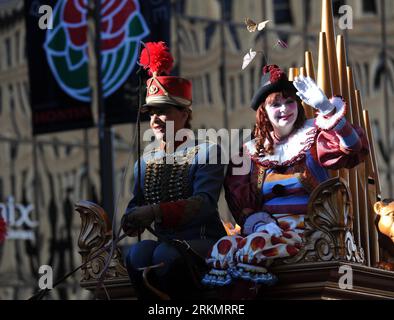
[125,139,227,241]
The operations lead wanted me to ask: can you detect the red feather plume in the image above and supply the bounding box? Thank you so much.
[140,41,174,76]
[262,64,287,83]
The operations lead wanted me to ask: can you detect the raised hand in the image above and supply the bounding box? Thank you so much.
[293,75,334,115]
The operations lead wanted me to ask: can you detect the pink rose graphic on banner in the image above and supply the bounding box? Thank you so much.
[45,0,149,102]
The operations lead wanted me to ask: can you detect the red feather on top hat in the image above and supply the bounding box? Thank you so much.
[140,41,174,76]
[262,64,287,83]
[250,64,296,110]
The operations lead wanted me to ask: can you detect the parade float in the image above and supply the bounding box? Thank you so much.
[74,0,394,300]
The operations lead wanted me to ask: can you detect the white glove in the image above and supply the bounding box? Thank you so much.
[293,75,334,115]
[254,222,282,237]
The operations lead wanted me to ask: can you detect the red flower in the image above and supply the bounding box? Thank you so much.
[63,0,136,51]
[270,69,286,83]
[263,64,279,75]
[262,64,287,83]
[0,217,6,244]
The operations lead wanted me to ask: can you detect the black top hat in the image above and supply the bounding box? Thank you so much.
[250,65,297,111]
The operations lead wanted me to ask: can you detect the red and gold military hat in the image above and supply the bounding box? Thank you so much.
[139,42,192,111]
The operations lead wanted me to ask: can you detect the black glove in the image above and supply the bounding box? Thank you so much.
[121,205,161,237]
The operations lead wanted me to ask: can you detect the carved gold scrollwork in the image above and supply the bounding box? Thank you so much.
[283,178,365,264]
[75,200,128,281]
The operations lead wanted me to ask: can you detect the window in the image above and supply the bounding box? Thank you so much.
[304,0,312,22]
[23,81,30,100]
[229,76,235,110]
[15,31,20,64]
[190,29,199,52]
[362,0,377,14]
[374,63,383,90]
[373,65,394,92]
[10,142,18,161]
[52,138,60,158]
[65,145,73,156]
[273,0,293,25]
[249,66,255,100]
[23,35,27,61]
[9,85,14,111]
[176,0,186,14]
[229,24,241,50]
[333,0,346,17]
[205,73,213,104]
[204,22,216,50]
[17,83,27,115]
[5,38,11,67]
[364,63,370,96]
[239,73,245,105]
[221,0,232,21]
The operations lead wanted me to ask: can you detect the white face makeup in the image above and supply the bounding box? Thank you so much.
[265,94,298,139]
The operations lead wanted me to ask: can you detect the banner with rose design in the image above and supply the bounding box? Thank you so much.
[25,0,171,134]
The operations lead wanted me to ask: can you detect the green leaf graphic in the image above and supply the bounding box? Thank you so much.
[52,55,88,90]
[47,27,67,53]
[68,46,84,68]
[53,2,61,26]
[103,42,137,92]
[128,14,145,38]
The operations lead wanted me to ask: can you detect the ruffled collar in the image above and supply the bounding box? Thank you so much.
[244,119,317,168]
